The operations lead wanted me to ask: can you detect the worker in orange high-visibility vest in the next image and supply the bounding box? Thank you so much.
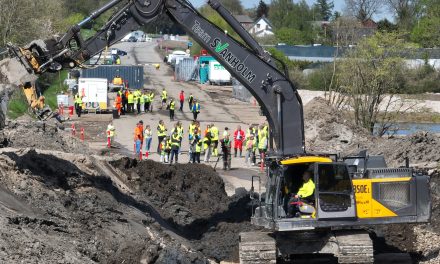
[134,120,144,156]
[115,93,122,115]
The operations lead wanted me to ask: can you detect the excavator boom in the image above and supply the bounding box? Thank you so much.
[7,0,305,156]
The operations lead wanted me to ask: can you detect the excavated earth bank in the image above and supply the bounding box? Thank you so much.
[0,146,257,263]
[0,149,212,263]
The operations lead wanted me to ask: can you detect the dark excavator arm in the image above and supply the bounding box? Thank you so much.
[7,0,305,156]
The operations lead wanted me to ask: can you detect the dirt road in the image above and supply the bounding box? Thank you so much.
[111,41,266,194]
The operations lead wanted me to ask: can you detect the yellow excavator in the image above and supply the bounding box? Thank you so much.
[7,0,431,262]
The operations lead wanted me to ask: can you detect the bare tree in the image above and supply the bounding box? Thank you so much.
[344,0,384,21]
[385,0,419,30]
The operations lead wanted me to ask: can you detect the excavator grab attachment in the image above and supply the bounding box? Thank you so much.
[7,44,39,74]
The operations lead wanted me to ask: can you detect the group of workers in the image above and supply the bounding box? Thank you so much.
[126,119,269,170]
[113,86,202,122]
[165,89,201,121]
[114,88,156,115]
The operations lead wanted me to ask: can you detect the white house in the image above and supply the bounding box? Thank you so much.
[249,16,274,37]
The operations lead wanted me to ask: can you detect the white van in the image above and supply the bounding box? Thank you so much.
[166,50,189,65]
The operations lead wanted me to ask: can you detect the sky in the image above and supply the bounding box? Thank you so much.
[189,0,393,21]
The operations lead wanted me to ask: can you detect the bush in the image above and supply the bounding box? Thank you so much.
[402,66,440,94]
[7,90,28,119]
[306,64,335,91]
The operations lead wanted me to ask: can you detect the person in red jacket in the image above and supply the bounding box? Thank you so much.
[179,90,185,112]
[233,125,245,157]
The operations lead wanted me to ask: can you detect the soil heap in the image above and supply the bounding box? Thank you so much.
[1,119,89,154]
[110,158,259,262]
[303,97,372,153]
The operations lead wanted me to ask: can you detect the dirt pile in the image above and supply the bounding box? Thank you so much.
[110,158,260,262]
[303,97,371,153]
[1,120,89,154]
[0,149,211,263]
[367,131,440,167]
[303,98,440,168]
[111,158,229,229]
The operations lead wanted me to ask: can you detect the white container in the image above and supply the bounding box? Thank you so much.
[78,78,108,109]
[57,94,69,106]
[208,60,231,85]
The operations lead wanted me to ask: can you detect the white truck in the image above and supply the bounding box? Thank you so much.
[166,50,190,66]
[208,60,231,85]
[77,78,109,110]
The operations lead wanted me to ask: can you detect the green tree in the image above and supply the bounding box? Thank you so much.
[270,0,318,44]
[377,18,399,32]
[219,0,245,15]
[256,0,270,18]
[385,0,420,31]
[314,0,334,21]
[0,0,64,46]
[331,11,342,20]
[275,27,315,45]
[411,0,440,47]
[269,0,294,29]
[337,32,411,135]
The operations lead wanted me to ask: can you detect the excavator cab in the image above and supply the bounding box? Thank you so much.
[253,156,357,229]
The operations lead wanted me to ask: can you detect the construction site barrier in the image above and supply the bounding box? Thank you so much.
[58,103,64,115]
[260,152,265,172]
[107,131,111,148]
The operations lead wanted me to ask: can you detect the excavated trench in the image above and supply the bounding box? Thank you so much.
[109,158,261,261]
[0,147,258,263]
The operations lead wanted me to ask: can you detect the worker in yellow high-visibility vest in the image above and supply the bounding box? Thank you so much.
[161,88,167,109]
[127,91,134,113]
[168,99,175,121]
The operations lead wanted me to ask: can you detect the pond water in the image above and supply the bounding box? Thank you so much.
[376,123,440,136]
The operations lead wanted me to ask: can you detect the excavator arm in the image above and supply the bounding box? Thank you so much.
[8,0,305,156]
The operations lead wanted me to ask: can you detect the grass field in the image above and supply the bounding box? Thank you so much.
[7,71,68,119]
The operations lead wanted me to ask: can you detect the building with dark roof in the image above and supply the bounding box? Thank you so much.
[234,15,254,30]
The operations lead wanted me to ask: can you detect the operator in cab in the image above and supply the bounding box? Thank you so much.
[287,171,315,217]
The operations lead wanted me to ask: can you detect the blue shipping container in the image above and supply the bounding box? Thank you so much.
[80,65,144,89]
